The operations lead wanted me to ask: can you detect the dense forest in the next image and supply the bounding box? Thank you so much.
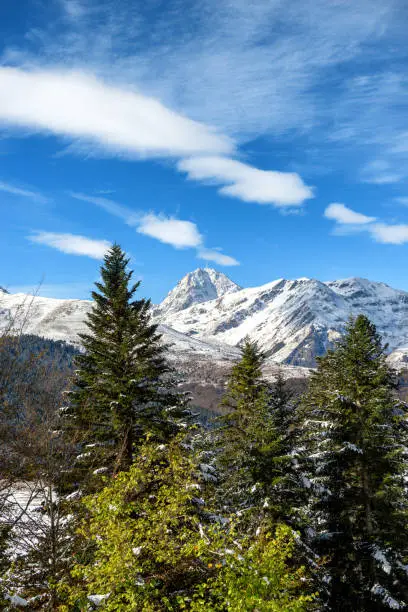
[0,245,407,611]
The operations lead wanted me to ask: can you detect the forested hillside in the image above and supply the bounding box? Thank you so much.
[0,247,407,611]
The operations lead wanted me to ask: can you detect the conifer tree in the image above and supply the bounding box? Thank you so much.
[301,315,408,611]
[216,340,301,528]
[61,244,187,493]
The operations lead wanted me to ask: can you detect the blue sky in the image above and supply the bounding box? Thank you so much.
[1,0,408,303]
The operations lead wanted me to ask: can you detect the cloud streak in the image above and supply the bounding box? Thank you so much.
[0,67,315,210]
[324,203,376,225]
[29,231,111,259]
[0,180,49,204]
[178,157,313,207]
[0,67,233,158]
[70,193,239,266]
[325,203,408,245]
[197,248,239,267]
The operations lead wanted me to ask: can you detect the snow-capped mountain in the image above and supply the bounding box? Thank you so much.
[1,269,408,369]
[0,289,239,364]
[154,273,408,367]
[154,268,241,316]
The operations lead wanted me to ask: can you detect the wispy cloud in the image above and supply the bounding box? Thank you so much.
[324,203,376,225]
[325,203,408,245]
[29,231,111,259]
[0,180,49,204]
[178,157,313,207]
[197,248,239,267]
[42,0,392,141]
[1,0,403,192]
[395,196,408,206]
[0,66,317,210]
[59,0,87,20]
[70,192,137,223]
[0,67,233,159]
[360,160,404,185]
[70,192,239,266]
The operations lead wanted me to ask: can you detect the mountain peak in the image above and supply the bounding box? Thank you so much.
[325,277,399,299]
[157,267,241,315]
[0,286,9,294]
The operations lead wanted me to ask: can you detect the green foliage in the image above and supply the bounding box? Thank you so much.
[0,523,11,580]
[301,315,408,610]
[192,524,316,612]
[64,436,316,611]
[5,249,408,612]
[216,340,303,528]
[64,436,215,610]
[61,244,187,493]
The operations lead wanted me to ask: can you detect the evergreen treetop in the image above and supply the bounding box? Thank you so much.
[216,339,304,530]
[301,314,408,611]
[61,244,188,493]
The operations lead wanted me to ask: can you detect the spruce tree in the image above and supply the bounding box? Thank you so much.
[61,244,187,493]
[301,315,408,611]
[216,340,301,528]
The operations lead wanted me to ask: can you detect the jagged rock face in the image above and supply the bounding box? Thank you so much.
[2,270,408,369]
[155,276,408,368]
[155,268,241,316]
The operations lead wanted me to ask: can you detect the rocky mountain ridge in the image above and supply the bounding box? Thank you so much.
[1,269,408,370]
[155,273,408,366]
[154,268,241,316]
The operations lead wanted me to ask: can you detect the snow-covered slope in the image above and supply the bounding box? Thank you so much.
[2,270,408,369]
[0,290,238,364]
[154,268,241,316]
[0,292,91,342]
[155,274,408,367]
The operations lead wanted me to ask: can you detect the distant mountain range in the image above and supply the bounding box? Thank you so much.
[2,268,408,370]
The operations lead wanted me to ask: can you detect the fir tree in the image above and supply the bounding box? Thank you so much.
[216,340,302,529]
[301,315,408,611]
[61,244,187,493]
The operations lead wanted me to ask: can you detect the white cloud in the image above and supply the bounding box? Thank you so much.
[197,248,239,267]
[29,231,110,259]
[325,202,408,245]
[324,203,376,225]
[369,223,408,245]
[178,157,313,206]
[137,214,203,249]
[0,180,49,204]
[10,0,391,144]
[70,193,239,265]
[0,67,233,158]
[2,1,399,175]
[1,0,406,208]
